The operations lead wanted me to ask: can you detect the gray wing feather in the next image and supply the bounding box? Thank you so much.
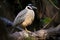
[13,9,27,26]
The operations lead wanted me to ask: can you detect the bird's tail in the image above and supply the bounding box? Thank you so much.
[0,17,13,26]
[0,17,24,31]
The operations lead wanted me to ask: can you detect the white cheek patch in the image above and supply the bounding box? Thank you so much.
[28,6,32,9]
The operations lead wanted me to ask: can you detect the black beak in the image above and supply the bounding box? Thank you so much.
[28,4,37,9]
[32,6,37,9]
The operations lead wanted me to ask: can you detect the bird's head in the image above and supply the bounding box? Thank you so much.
[25,4,37,10]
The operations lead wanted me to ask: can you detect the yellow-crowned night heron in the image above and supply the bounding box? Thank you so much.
[13,4,37,32]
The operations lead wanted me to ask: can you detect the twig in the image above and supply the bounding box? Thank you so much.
[43,0,60,29]
[48,0,60,10]
[43,12,58,29]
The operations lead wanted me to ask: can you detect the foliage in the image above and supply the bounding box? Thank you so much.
[42,17,51,25]
[52,0,58,5]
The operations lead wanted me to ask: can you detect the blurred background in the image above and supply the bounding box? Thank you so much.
[0,0,60,40]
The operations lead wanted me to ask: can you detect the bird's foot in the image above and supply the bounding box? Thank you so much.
[25,28,31,33]
[26,30,31,33]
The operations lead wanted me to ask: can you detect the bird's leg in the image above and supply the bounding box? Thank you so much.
[25,28,31,33]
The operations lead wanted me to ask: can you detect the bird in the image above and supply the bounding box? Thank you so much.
[13,4,37,32]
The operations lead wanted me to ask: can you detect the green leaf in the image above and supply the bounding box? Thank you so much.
[42,17,51,24]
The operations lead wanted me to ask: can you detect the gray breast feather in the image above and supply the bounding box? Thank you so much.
[13,9,27,26]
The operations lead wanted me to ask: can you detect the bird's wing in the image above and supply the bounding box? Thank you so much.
[13,9,27,26]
